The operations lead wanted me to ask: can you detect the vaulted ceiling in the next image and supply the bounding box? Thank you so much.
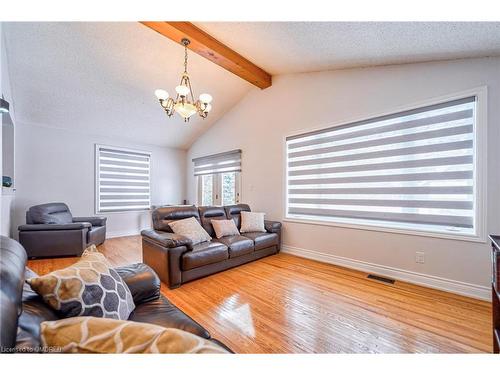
[196,22,500,75]
[4,22,500,149]
[3,22,252,149]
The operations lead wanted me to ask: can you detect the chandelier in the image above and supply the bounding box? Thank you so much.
[155,38,213,122]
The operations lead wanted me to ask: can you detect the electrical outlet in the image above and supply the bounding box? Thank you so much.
[415,251,425,264]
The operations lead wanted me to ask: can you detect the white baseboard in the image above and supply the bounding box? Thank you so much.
[106,229,141,239]
[281,245,491,301]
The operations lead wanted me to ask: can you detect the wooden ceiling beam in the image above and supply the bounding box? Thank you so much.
[140,21,272,89]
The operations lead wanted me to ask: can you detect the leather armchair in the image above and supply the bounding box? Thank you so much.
[18,203,107,258]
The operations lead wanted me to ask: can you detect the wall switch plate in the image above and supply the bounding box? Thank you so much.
[415,251,425,264]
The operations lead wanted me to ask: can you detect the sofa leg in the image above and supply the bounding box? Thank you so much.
[169,283,181,289]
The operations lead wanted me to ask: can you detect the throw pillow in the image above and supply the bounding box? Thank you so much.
[27,245,135,320]
[40,317,228,354]
[211,219,240,239]
[169,217,211,245]
[240,211,266,233]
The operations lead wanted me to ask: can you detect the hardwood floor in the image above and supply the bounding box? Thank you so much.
[27,235,492,353]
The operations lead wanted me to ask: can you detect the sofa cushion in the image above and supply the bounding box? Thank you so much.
[169,217,211,246]
[199,206,227,238]
[242,232,279,251]
[40,316,228,353]
[28,203,73,224]
[240,211,266,233]
[152,205,200,232]
[214,235,254,258]
[128,295,211,339]
[224,204,251,229]
[26,246,135,320]
[182,242,228,270]
[211,219,240,239]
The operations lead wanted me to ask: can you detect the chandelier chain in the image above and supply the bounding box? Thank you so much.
[184,45,188,73]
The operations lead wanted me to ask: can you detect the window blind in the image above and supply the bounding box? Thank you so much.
[96,145,151,213]
[193,149,242,176]
[286,96,476,233]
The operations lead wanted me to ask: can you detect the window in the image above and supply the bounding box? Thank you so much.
[201,174,214,206]
[95,145,151,213]
[194,150,241,206]
[286,93,485,240]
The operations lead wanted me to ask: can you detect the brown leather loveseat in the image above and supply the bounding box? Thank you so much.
[141,204,282,289]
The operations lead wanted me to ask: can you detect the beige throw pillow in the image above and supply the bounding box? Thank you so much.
[211,219,240,239]
[240,211,266,233]
[41,316,228,354]
[169,217,211,245]
[27,245,135,320]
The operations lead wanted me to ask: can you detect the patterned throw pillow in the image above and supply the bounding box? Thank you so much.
[41,317,228,354]
[240,211,266,233]
[27,246,135,320]
[211,219,240,239]
[169,217,211,245]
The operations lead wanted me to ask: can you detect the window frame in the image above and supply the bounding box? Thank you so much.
[283,87,488,243]
[95,144,152,214]
[196,171,241,206]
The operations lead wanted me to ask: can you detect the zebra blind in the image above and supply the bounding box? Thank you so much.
[96,145,151,213]
[286,96,476,234]
[193,149,242,176]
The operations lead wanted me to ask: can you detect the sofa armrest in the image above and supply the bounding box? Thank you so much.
[141,229,192,249]
[73,216,107,227]
[264,220,282,252]
[18,223,91,231]
[264,220,282,232]
[115,263,160,305]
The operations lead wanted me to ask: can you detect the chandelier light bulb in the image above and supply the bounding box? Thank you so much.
[174,102,197,119]
[155,89,169,100]
[199,93,213,104]
[175,85,190,97]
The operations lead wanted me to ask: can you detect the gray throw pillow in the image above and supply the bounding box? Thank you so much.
[169,217,212,245]
[211,219,240,239]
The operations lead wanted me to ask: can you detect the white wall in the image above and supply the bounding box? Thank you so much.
[1,22,17,238]
[187,57,500,298]
[13,122,186,238]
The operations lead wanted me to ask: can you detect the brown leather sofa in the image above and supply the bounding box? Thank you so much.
[141,204,282,289]
[18,202,107,258]
[0,235,231,353]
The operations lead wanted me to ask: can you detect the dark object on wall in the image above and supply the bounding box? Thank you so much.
[18,202,107,258]
[0,235,232,353]
[0,97,9,113]
[141,203,282,289]
[2,176,12,187]
[490,235,500,353]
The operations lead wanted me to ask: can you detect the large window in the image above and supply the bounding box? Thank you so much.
[95,145,151,213]
[194,150,241,206]
[286,93,486,240]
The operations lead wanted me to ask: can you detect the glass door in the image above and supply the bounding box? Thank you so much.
[198,172,241,206]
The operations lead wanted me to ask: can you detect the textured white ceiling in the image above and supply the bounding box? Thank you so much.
[5,22,500,150]
[196,22,500,74]
[3,22,252,149]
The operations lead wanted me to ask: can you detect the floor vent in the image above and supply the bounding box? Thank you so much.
[367,274,396,284]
